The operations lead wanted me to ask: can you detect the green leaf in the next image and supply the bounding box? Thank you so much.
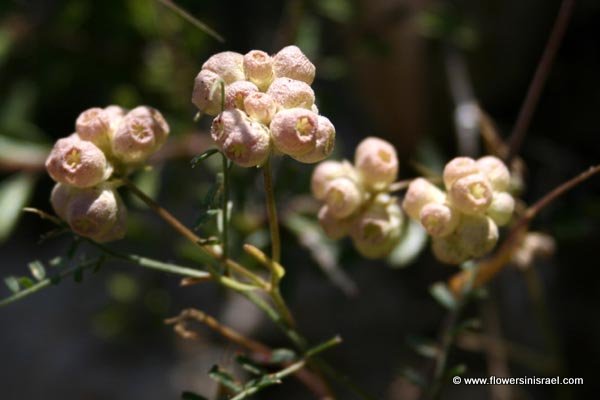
[387,219,428,268]
[268,349,297,364]
[18,277,35,289]
[181,391,208,400]
[406,335,439,358]
[400,367,428,388]
[235,355,267,376]
[430,282,457,310]
[0,173,36,242]
[4,276,20,293]
[0,136,49,170]
[208,366,242,393]
[131,167,161,208]
[446,363,467,378]
[28,260,46,281]
[190,149,220,167]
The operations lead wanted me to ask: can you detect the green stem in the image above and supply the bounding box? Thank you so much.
[263,158,281,264]
[221,153,230,263]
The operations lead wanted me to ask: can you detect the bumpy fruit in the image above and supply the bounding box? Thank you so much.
[111,107,170,163]
[448,173,493,215]
[243,50,274,90]
[311,160,355,200]
[266,77,315,110]
[244,92,278,124]
[324,177,363,218]
[225,81,259,110]
[270,108,318,157]
[354,137,398,191]
[443,157,479,190]
[192,69,225,116]
[292,116,335,164]
[202,51,245,84]
[402,178,445,220]
[272,45,315,84]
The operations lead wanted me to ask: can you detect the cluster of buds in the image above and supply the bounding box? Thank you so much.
[403,156,514,264]
[45,105,170,242]
[192,46,335,167]
[311,137,403,259]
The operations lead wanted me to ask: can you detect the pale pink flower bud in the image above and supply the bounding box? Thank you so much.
[419,202,459,238]
[318,205,354,240]
[443,157,478,190]
[243,50,274,90]
[475,156,510,192]
[225,81,259,110]
[266,77,315,110]
[50,183,74,220]
[486,191,515,226]
[66,186,121,243]
[272,45,316,84]
[455,214,499,258]
[354,137,398,191]
[292,115,336,164]
[324,177,363,218]
[202,51,245,84]
[311,160,355,200]
[350,195,403,259]
[46,135,111,188]
[111,108,169,163]
[244,92,277,124]
[192,69,225,116]
[269,108,318,157]
[94,193,128,243]
[211,109,271,167]
[75,107,112,149]
[402,178,445,220]
[431,235,471,265]
[449,173,493,215]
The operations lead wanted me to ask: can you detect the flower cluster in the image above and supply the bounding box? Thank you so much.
[311,137,403,259]
[403,156,514,264]
[46,105,170,242]
[192,46,335,167]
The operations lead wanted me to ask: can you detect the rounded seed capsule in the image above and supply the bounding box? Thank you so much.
[354,137,398,191]
[272,45,315,85]
[269,108,318,157]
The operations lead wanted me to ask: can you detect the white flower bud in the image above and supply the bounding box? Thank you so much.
[448,173,493,215]
[324,177,363,218]
[291,115,335,164]
[192,69,225,116]
[46,135,111,188]
[455,214,499,258]
[354,137,398,191]
[318,205,354,240]
[225,80,259,110]
[75,107,112,149]
[475,156,510,192]
[266,77,315,110]
[431,235,471,265]
[419,202,459,237]
[269,108,318,157]
[443,157,478,190]
[350,195,403,259]
[211,109,271,167]
[202,51,245,84]
[402,178,445,220]
[243,92,278,124]
[50,183,74,220]
[486,191,515,226]
[272,45,316,85]
[243,50,274,90]
[311,160,355,200]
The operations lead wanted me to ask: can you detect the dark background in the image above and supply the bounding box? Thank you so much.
[0,0,599,399]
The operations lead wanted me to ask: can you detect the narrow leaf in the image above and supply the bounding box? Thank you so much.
[208,366,242,393]
[4,276,20,293]
[190,149,220,167]
[28,260,46,281]
[0,173,36,242]
[430,282,457,310]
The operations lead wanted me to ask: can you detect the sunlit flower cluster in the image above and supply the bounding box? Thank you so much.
[192,46,335,167]
[46,105,169,242]
[403,156,514,264]
[311,137,403,259]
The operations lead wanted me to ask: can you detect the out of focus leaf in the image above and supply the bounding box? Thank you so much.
[0,136,49,170]
[316,0,353,23]
[131,167,161,208]
[190,149,220,167]
[268,348,297,364]
[387,219,428,268]
[400,367,428,388]
[430,282,457,310]
[17,276,34,289]
[0,173,36,242]
[406,335,439,358]
[4,276,20,293]
[28,260,46,281]
[235,355,267,376]
[208,366,242,393]
[181,392,208,400]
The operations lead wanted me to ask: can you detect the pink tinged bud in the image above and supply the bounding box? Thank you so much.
[291,115,336,164]
[455,215,499,258]
[65,186,121,242]
[211,109,271,167]
[127,106,170,146]
[202,51,245,84]
[318,205,354,240]
[75,107,112,149]
[269,108,318,157]
[448,173,493,215]
[402,178,445,220]
[266,77,315,110]
[324,177,362,218]
[354,137,399,191]
[111,112,163,163]
[192,69,225,116]
[443,157,478,190]
[431,235,471,265]
[50,183,74,220]
[225,81,259,110]
[272,45,316,85]
[311,160,355,200]
[94,193,128,243]
[46,135,111,188]
[475,156,510,192]
[350,195,403,259]
[244,92,278,124]
[486,191,515,226]
[243,50,274,90]
[419,202,459,237]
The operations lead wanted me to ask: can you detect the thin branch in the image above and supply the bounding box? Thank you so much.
[263,158,281,264]
[506,0,576,162]
[154,0,225,43]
